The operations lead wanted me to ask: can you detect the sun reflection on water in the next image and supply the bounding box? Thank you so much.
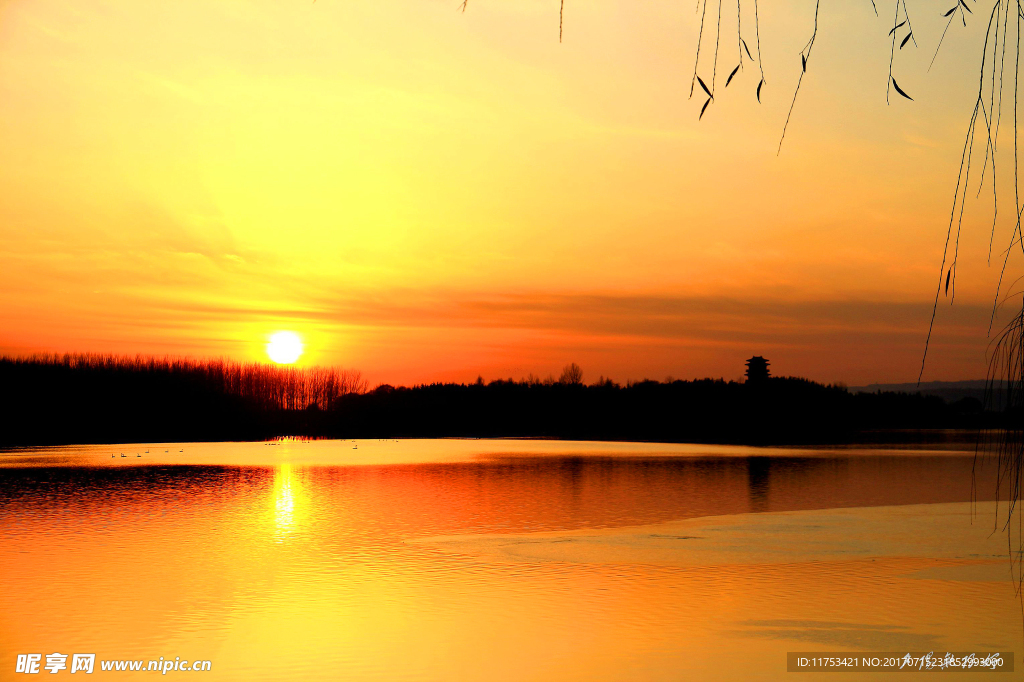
[272,463,304,541]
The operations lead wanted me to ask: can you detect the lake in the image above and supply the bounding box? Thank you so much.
[1,439,1020,680]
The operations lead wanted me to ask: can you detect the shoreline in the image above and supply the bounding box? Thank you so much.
[0,428,994,452]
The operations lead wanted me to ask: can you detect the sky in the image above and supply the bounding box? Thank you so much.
[0,0,1018,386]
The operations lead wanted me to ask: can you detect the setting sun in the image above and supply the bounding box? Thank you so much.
[266,331,304,365]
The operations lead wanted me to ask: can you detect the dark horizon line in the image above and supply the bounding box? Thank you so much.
[0,351,989,394]
[0,353,1006,449]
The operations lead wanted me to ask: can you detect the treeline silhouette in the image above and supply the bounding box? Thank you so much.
[0,354,998,447]
[0,354,366,445]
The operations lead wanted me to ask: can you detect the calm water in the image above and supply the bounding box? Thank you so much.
[1,439,1020,680]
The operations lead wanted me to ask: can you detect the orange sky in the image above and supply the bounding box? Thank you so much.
[0,0,1017,385]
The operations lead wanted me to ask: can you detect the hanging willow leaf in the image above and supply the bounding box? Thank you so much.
[756,79,764,103]
[741,38,753,60]
[801,54,807,72]
[726,65,740,87]
[942,6,956,16]
[959,0,971,13]
[697,76,712,98]
[699,97,711,120]
[888,20,907,35]
[945,268,951,295]
[900,32,912,49]
[891,76,914,100]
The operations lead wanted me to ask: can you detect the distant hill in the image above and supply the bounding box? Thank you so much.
[850,380,1007,410]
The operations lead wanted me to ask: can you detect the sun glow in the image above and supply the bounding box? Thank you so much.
[267,331,304,365]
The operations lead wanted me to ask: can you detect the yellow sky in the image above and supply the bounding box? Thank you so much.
[0,0,1015,385]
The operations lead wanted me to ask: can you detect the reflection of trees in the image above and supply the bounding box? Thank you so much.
[0,455,989,536]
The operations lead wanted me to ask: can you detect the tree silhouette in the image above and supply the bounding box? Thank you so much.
[559,362,584,386]
[0,354,988,446]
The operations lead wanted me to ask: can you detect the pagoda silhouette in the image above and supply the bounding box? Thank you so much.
[745,356,770,383]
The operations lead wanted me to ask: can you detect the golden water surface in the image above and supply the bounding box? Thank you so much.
[0,439,1020,680]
